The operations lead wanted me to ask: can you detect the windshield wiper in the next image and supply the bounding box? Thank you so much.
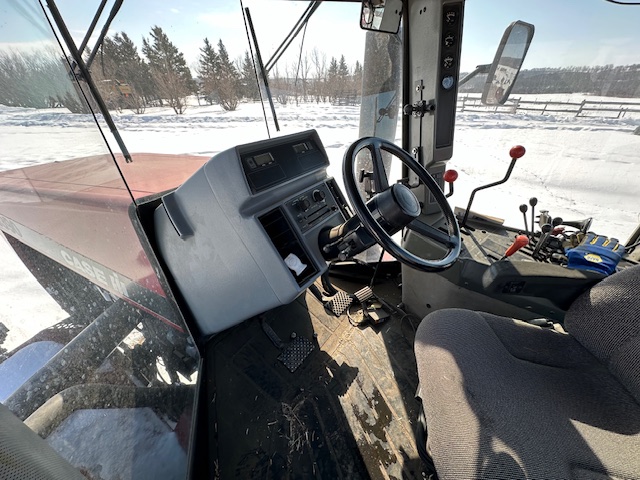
[243,1,322,134]
[43,0,133,163]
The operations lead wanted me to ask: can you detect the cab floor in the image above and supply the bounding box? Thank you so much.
[206,276,428,479]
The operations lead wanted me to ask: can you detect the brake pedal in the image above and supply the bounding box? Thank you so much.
[324,286,374,316]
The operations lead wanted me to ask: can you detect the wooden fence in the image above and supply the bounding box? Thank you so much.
[457,94,640,119]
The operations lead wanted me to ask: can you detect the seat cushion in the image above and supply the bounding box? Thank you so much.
[415,308,640,480]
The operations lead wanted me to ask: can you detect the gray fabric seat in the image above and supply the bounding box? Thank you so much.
[414,265,640,480]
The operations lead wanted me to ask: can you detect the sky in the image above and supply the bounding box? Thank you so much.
[2,0,640,73]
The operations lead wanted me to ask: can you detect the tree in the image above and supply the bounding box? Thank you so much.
[197,38,219,105]
[310,48,327,102]
[352,60,363,96]
[215,39,241,111]
[337,54,350,99]
[240,50,259,101]
[142,26,196,114]
[97,32,153,113]
[327,56,339,102]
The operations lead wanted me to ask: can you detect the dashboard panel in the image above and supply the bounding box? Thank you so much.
[154,130,347,335]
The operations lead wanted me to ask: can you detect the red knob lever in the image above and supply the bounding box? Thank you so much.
[504,234,529,258]
[509,145,526,159]
[443,169,458,183]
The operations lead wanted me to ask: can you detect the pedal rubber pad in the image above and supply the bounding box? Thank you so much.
[325,291,353,316]
[278,337,315,373]
[354,286,374,303]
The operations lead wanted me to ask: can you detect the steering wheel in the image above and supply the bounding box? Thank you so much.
[343,137,460,271]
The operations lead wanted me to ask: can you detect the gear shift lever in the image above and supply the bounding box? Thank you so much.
[461,145,526,227]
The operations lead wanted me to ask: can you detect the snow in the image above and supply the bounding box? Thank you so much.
[1,96,639,353]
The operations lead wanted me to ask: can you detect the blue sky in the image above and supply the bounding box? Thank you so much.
[3,0,640,73]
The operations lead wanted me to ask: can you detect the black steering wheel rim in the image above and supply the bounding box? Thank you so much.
[343,136,460,271]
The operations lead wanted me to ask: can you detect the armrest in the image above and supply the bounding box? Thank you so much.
[482,260,605,310]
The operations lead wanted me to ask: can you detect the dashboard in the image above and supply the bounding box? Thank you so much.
[154,130,349,335]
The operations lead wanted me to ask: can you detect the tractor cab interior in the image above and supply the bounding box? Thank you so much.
[0,1,639,479]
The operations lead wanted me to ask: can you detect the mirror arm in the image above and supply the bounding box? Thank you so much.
[459,64,491,87]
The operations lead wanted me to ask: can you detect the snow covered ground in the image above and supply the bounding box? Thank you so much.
[1,96,639,351]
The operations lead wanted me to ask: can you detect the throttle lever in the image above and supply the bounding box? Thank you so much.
[500,234,529,260]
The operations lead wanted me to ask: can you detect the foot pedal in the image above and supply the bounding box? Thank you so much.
[354,286,374,303]
[324,291,353,316]
[324,286,374,316]
[278,336,315,373]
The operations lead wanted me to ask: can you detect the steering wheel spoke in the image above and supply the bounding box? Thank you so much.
[369,140,390,192]
[407,220,458,248]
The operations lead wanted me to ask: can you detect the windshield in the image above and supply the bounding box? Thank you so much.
[48,0,402,198]
[44,0,638,241]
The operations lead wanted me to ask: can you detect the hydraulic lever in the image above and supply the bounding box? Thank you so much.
[500,234,529,261]
[519,204,529,237]
[461,145,526,227]
[529,197,537,235]
[443,169,458,198]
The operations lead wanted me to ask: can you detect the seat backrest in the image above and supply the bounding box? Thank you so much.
[565,265,640,403]
[0,402,86,480]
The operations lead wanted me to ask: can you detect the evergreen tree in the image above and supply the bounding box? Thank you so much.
[215,39,241,111]
[99,32,153,113]
[353,60,363,96]
[197,38,219,105]
[241,50,259,101]
[337,54,350,99]
[327,56,339,102]
[142,26,196,114]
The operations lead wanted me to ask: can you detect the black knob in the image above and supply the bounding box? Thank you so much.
[312,189,326,202]
[519,204,528,213]
[299,198,311,211]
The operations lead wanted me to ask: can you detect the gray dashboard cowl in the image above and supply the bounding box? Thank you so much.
[154,131,337,335]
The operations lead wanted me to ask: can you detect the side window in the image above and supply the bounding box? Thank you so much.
[0,2,199,479]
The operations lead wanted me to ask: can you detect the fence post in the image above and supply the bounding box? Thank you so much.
[576,99,586,117]
[511,97,520,114]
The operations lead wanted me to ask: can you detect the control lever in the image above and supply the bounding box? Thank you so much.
[532,223,552,258]
[461,145,526,227]
[443,169,458,198]
[529,197,537,234]
[500,234,529,260]
[519,204,529,237]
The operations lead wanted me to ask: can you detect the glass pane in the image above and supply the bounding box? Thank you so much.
[455,1,640,242]
[0,2,199,478]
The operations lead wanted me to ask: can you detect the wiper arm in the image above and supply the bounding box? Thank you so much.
[44,0,132,163]
[86,0,124,71]
[78,0,108,55]
[264,1,322,74]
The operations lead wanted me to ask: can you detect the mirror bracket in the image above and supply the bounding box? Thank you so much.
[403,99,436,118]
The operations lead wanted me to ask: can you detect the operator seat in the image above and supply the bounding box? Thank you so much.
[414,264,640,479]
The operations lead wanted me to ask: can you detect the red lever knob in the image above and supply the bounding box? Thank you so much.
[509,145,526,159]
[504,234,529,257]
[443,169,458,183]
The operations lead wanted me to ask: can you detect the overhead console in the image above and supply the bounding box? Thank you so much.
[154,130,348,336]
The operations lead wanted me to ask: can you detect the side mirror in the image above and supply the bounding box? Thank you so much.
[360,0,402,34]
[482,20,535,105]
